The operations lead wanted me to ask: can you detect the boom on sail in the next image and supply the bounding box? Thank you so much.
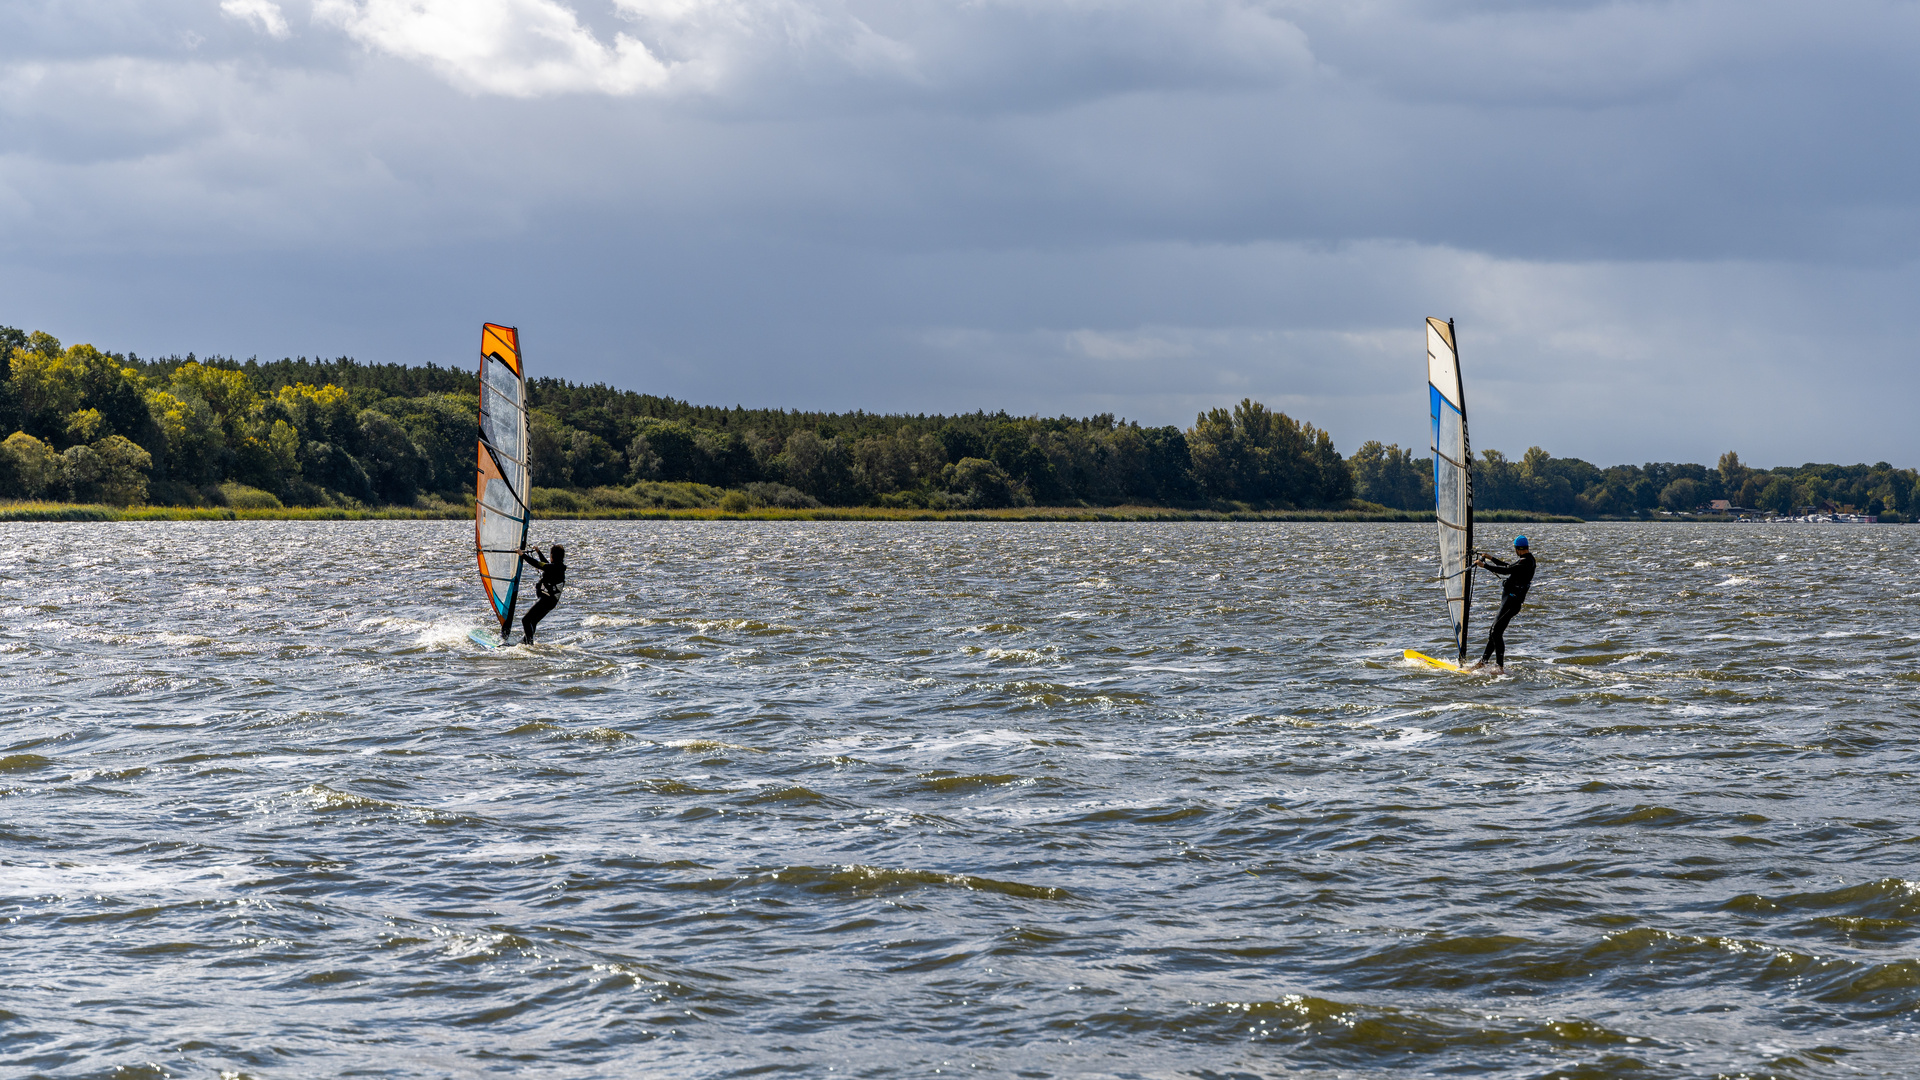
[475,323,532,638]
[1428,317,1473,664]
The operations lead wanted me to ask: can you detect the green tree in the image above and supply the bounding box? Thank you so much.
[567,428,624,487]
[1187,399,1348,506]
[1132,426,1195,503]
[1658,477,1701,512]
[65,408,106,443]
[946,457,1017,508]
[1349,441,1429,510]
[1759,477,1794,514]
[299,441,374,503]
[527,412,572,488]
[0,325,27,432]
[1792,474,1828,510]
[1517,447,1583,514]
[626,418,698,482]
[357,408,427,504]
[384,393,477,494]
[985,421,1056,502]
[89,434,153,505]
[1475,449,1519,510]
[854,431,945,495]
[61,444,102,501]
[0,432,62,498]
[782,430,863,504]
[6,333,80,439]
[626,433,663,481]
[690,427,755,487]
[1887,469,1914,514]
[145,387,224,484]
[273,382,356,449]
[1717,451,1749,498]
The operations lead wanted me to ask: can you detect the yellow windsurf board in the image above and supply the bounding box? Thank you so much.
[1404,649,1466,672]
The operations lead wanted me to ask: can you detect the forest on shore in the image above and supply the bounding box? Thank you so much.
[2,325,1915,521]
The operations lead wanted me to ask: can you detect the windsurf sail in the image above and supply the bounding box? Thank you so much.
[1427,317,1473,664]
[475,323,531,637]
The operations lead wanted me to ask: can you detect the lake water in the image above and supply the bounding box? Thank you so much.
[3,520,1918,1079]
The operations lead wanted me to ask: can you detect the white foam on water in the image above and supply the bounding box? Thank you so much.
[1383,727,1441,746]
[980,647,1050,663]
[896,728,1046,756]
[0,861,253,900]
[580,614,645,627]
[414,617,487,648]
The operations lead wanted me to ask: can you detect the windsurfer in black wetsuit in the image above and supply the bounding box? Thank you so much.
[1469,536,1535,673]
[517,544,565,644]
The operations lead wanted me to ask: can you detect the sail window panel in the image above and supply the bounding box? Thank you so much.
[1440,532,1468,599]
[479,480,522,519]
[480,456,526,504]
[1434,447,1466,520]
[481,361,526,461]
[483,356,524,406]
[1433,391,1465,469]
[478,509,523,554]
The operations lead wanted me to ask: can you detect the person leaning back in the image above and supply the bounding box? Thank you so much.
[1469,536,1535,673]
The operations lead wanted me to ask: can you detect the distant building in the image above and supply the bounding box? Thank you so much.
[1710,500,1731,512]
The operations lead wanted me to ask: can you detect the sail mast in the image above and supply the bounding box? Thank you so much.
[1454,319,1473,665]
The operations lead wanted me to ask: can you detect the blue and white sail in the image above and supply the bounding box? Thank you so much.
[1427,317,1473,664]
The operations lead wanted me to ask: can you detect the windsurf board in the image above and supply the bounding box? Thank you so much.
[1404,649,1466,672]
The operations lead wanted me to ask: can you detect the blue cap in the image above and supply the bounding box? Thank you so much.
[1514,535,1529,548]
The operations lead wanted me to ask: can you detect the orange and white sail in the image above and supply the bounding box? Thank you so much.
[475,323,531,635]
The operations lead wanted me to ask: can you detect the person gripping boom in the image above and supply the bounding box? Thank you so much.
[516,544,566,644]
[1468,536,1535,673]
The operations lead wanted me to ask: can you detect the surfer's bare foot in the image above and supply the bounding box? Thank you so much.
[1466,661,1484,671]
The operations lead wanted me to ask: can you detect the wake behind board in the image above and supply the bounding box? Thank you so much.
[1404,649,1465,672]
[470,627,511,649]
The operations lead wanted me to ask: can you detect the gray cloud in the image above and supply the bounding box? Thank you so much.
[2,0,1916,469]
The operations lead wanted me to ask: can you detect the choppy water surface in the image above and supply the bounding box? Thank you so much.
[4,521,1919,1079]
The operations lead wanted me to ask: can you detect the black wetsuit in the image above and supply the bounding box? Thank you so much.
[520,551,565,643]
[1478,550,1536,667]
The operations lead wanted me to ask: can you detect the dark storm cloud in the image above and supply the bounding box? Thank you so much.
[2,0,1916,466]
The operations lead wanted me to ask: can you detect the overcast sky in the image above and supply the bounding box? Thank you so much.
[4,0,1917,466]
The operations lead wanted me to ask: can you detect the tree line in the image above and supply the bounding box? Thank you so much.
[1,325,1912,519]
[1350,441,1917,520]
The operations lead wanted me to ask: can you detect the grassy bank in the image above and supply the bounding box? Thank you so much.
[0,499,1597,524]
